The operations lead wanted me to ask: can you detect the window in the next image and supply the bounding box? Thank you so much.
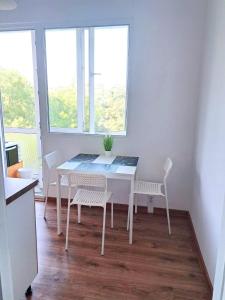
[45,25,128,134]
[0,31,36,129]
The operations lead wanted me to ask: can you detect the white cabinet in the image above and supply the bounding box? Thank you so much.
[5,178,38,300]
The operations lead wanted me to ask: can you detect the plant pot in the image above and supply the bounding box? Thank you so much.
[105,150,112,157]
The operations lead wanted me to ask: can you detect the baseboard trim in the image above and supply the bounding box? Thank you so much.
[36,197,189,216]
[188,212,213,296]
[35,197,189,216]
[35,196,213,295]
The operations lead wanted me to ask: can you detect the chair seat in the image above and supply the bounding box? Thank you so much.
[134,180,164,196]
[71,189,112,207]
[49,175,69,186]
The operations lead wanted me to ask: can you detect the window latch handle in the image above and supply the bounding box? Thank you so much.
[91,72,102,76]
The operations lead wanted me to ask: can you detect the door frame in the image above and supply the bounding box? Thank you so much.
[0,29,43,193]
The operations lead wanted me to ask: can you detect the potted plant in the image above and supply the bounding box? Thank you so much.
[103,135,113,157]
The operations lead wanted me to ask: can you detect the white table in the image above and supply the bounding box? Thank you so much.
[56,153,139,244]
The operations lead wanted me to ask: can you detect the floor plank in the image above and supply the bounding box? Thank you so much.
[26,203,211,300]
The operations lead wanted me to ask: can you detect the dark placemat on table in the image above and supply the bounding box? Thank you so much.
[112,156,139,167]
[70,153,99,163]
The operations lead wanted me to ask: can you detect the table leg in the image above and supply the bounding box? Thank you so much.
[57,174,62,235]
[129,175,134,244]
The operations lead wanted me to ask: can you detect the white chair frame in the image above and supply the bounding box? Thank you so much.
[127,158,173,235]
[65,172,113,255]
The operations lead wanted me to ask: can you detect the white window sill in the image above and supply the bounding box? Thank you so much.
[49,128,127,137]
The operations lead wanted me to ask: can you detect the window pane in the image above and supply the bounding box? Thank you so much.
[45,29,78,130]
[0,31,36,129]
[94,26,128,133]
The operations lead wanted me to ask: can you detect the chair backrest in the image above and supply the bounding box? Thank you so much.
[68,172,107,191]
[163,158,173,183]
[44,151,61,169]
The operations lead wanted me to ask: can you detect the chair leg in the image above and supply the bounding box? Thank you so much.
[78,204,81,224]
[165,195,171,235]
[111,200,114,229]
[127,202,130,231]
[65,200,71,251]
[135,195,138,214]
[43,184,49,220]
[101,205,107,255]
[147,196,154,214]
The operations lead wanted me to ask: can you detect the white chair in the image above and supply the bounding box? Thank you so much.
[65,172,113,255]
[43,151,69,220]
[127,158,173,235]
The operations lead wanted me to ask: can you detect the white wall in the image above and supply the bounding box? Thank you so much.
[191,0,225,283]
[0,0,206,209]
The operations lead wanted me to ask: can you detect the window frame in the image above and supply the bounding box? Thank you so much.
[44,24,129,136]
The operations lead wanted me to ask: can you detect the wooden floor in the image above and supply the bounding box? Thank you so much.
[27,202,211,300]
